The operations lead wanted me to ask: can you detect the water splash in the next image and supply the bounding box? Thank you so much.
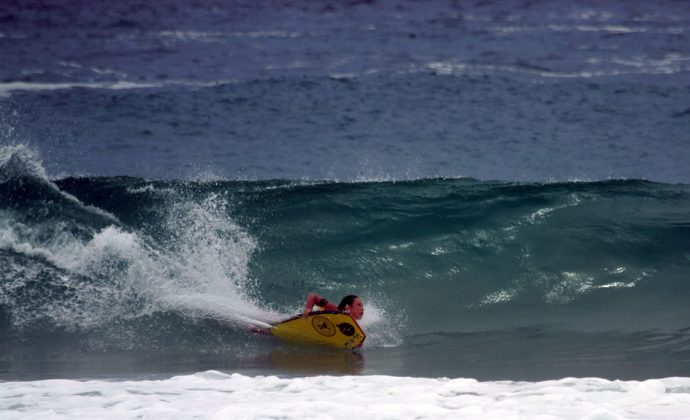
[0,147,280,333]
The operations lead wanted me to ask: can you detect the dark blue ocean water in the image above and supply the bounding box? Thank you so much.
[2,0,690,182]
[1,0,690,381]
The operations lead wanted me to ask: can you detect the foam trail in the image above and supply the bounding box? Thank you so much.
[159,294,279,328]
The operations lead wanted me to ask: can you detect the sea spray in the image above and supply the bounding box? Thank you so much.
[357,293,407,348]
[0,146,280,336]
[152,190,280,326]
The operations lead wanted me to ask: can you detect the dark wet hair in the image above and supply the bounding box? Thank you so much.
[338,295,359,311]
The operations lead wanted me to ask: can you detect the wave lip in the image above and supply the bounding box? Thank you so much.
[0,144,47,181]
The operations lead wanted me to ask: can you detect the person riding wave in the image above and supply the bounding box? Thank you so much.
[302,293,364,320]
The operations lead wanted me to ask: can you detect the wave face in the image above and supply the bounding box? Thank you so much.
[2,146,689,379]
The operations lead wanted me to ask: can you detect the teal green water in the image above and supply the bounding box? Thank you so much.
[2,156,689,379]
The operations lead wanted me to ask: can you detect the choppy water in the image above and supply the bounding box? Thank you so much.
[2,0,690,182]
[1,0,690,418]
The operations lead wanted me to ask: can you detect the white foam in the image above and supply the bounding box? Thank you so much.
[0,81,161,98]
[479,288,518,306]
[421,60,689,79]
[152,30,303,42]
[1,373,688,419]
[0,80,235,98]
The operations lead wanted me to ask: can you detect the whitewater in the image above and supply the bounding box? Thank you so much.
[2,0,690,418]
[3,372,690,420]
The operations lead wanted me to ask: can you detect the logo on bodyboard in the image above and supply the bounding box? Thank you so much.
[337,323,355,336]
[311,316,336,337]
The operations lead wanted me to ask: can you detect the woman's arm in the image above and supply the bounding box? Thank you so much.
[302,293,337,317]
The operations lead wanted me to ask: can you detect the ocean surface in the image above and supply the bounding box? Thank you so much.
[2,0,690,418]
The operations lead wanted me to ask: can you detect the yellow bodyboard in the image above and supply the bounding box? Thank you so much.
[270,311,366,350]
